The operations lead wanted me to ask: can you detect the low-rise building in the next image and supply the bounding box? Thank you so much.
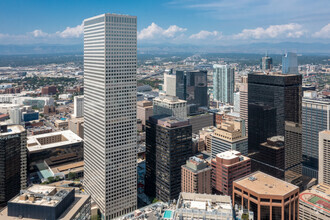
[233,171,299,220]
[212,150,251,196]
[181,156,212,194]
[175,192,233,219]
[299,183,330,220]
[0,185,90,220]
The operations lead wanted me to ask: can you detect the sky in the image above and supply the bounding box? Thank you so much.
[0,0,329,45]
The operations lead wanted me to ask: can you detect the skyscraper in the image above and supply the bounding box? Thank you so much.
[0,125,27,207]
[145,115,192,202]
[302,97,330,178]
[213,64,235,104]
[248,73,302,152]
[153,95,187,120]
[282,52,298,74]
[319,130,330,184]
[73,95,84,118]
[239,76,248,132]
[163,70,208,109]
[83,13,137,219]
[261,55,272,71]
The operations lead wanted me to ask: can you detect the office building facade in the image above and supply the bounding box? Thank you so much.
[212,150,251,196]
[233,171,299,220]
[261,56,273,71]
[248,73,302,153]
[239,76,248,132]
[302,98,330,179]
[211,118,248,157]
[153,95,187,120]
[213,64,235,104]
[181,157,212,194]
[282,52,298,74]
[83,13,137,219]
[319,130,330,184]
[73,95,84,118]
[146,116,192,202]
[0,125,27,207]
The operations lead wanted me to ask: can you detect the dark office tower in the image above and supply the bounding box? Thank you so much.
[302,98,330,179]
[145,114,169,198]
[248,73,302,152]
[146,116,192,202]
[284,121,302,176]
[261,56,273,71]
[0,125,27,207]
[175,70,208,109]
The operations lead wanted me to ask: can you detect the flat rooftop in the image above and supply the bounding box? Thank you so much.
[27,130,83,153]
[0,190,89,220]
[216,150,242,160]
[0,125,25,136]
[300,183,330,214]
[176,192,233,218]
[9,185,72,207]
[234,171,298,196]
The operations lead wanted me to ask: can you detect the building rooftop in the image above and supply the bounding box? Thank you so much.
[299,183,330,214]
[0,124,25,136]
[175,192,233,219]
[27,130,83,153]
[154,95,186,104]
[234,171,299,196]
[9,185,72,207]
[216,150,243,160]
[0,185,90,220]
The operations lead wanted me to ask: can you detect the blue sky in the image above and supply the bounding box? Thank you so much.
[0,0,329,45]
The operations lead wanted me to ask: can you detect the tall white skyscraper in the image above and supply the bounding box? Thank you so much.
[73,95,84,118]
[213,64,235,104]
[83,13,137,219]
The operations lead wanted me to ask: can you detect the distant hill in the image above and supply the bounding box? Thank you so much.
[0,42,329,55]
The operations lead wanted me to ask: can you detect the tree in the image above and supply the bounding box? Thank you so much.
[68,172,77,180]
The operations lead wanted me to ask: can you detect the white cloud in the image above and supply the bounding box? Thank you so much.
[57,23,84,38]
[31,29,49,37]
[233,23,306,39]
[313,23,330,38]
[189,30,222,40]
[138,22,186,40]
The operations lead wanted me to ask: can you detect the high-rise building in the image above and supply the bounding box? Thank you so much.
[251,136,285,179]
[248,72,302,152]
[234,92,240,113]
[10,106,22,125]
[153,95,187,120]
[163,71,177,97]
[302,97,330,179]
[211,118,248,158]
[163,70,208,110]
[83,13,137,219]
[212,150,251,196]
[181,156,212,194]
[319,130,330,184]
[145,116,192,202]
[68,117,84,138]
[299,183,330,220]
[239,76,248,132]
[261,55,273,71]
[213,64,235,104]
[0,125,27,207]
[73,95,84,118]
[176,70,208,108]
[282,52,298,74]
[285,121,302,177]
[233,171,299,220]
[137,100,153,129]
